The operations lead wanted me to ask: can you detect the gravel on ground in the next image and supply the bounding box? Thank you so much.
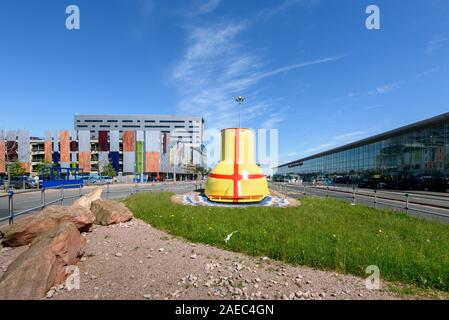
[0,219,402,300]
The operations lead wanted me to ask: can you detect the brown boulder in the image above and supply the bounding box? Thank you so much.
[73,188,103,209]
[1,205,94,247]
[0,222,85,300]
[90,200,133,226]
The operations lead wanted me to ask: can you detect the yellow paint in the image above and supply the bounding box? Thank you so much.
[205,128,270,203]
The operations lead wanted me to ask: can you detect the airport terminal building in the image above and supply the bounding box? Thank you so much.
[275,112,449,190]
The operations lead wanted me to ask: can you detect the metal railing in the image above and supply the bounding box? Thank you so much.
[0,181,205,226]
[270,182,449,220]
[0,184,83,225]
[102,181,205,200]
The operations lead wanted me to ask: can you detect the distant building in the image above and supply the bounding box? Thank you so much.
[74,114,203,146]
[274,112,449,191]
[0,114,206,180]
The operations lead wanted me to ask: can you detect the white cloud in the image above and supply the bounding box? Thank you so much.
[173,21,343,129]
[184,0,221,17]
[280,129,375,163]
[426,33,448,54]
[198,0,221,15]
[348,68,440,98]
[261,111,284,129]
[257,0,320,20]
[303,143,336,155]
[333,131,366,141]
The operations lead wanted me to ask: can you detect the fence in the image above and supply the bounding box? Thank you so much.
[270,182,449,220]
[102,181,205,200]
[0,181,205,225]
[0,184,83,225]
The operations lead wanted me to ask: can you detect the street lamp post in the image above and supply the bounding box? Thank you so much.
[235,96,245,128]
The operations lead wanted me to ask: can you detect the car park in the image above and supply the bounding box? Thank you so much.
[101,176,113,184]
[11,176,39,189]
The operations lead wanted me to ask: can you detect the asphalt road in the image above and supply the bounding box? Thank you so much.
[271,183,449,223]
[2,181,449,225]
[0,182,202,224]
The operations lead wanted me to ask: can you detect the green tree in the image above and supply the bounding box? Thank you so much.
[191,165,209,180]
[9,161,26,177]
[34,161,53,179]
[101,162,117,177]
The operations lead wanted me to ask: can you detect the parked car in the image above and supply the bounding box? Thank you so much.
[101,176,113,184]
[415,176,449,192]
[81,176,99,185]
[11,176,39,189]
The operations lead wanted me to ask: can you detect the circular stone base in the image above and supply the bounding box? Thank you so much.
[171,192,300,208]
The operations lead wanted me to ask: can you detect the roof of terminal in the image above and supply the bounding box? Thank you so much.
[276,111,449,169]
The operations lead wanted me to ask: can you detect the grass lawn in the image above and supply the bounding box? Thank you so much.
[124,193,449,292]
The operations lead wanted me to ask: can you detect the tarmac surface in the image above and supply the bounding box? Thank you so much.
[0,182,200,224]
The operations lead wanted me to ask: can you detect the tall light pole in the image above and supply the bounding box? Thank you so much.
[235,96,245,128]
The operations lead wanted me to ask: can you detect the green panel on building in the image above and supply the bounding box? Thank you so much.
[136,141,144,173]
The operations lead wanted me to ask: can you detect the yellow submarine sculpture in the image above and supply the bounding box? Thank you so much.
[205,128,270,203]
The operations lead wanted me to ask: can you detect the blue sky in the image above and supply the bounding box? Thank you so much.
[0,0,448,164]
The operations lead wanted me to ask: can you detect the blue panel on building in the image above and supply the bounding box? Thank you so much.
[52,152,60,164]
[109,152,120,173]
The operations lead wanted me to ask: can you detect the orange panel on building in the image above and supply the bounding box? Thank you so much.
[44,141,52,163]
[123,131,135,152]
[145,152,160,173]
[0,140,5,173]
[78,152,91,173]
[20,162,31,174]
[60,130,70,163]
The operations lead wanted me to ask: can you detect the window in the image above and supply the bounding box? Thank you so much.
[160,120,185,123]
[85,120,103,123]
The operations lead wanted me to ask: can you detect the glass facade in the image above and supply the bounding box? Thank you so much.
[275,116,449,190]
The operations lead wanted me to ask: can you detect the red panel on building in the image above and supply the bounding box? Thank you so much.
[145,152,160,173]
[123,131,135,152]
[98,131,109,152]
[60,131,70,163]
[6,141,18,161]
[78,152,91,173]
[70,141,78,152]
